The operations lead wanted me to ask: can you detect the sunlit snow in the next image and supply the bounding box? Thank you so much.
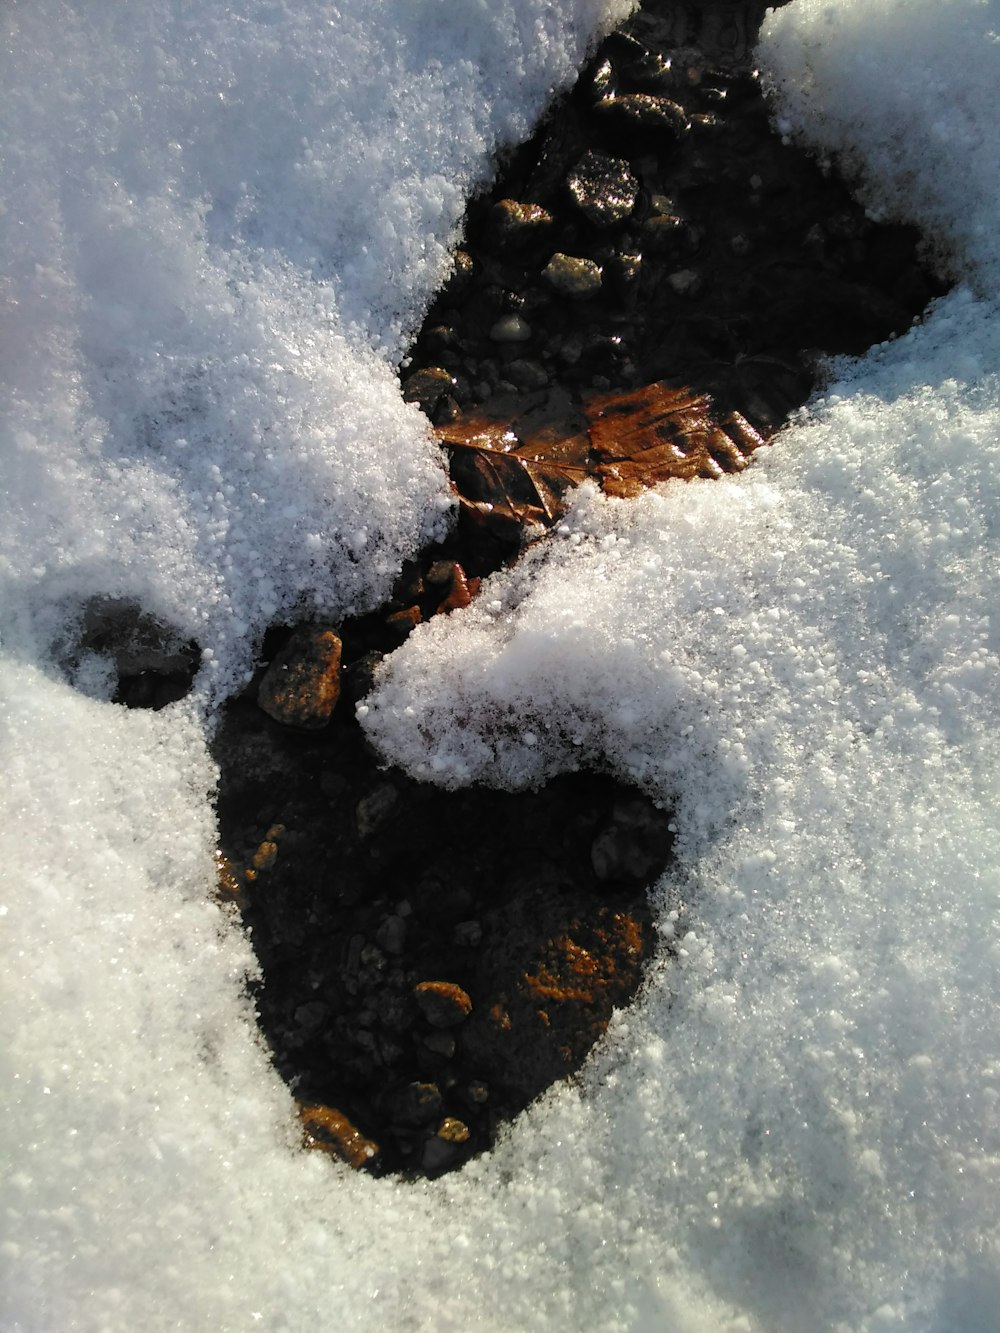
[2,0,998,1329]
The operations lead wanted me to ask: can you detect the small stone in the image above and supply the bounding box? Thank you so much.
[453,920,483,948]
[489,313,532,343]
[596,93,689,137]
[466,1080,489,1105]
[251,840,278,873]
[356,783,398,839]
[414,980,473,1028]
[376,914,407,955]
[423,1030,456,1058]
[376,988,413,1032]
[640,213,687,253]
[506,359,549,391]
[385,605,422,641]
[606,252,642,297]
[448,249,474,293]
[558,332,585,365]
[426,560,455,586]
[214,851,243,901]
[542,253,603,300]
[299,1104,379,1170]
[421,1134,464,1174]
[401,365,456,413]
[432,394,461,425]
[257,625,342,730]
[566,150,638,229]
[667,268,703,297]
[436,1116,470,1144]
[390,1081,443,1127]
[490,198,554,248]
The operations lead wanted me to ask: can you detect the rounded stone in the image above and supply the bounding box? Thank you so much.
[413,980,473,1028]
[542,253,603,299]
[489,313,532,343]
[566,150,638,229]
[401,365,456,413]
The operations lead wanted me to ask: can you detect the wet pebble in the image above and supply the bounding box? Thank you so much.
[414,980,473,1028]
[596,92,689,137]
[257,625,342,730]
[401,365,457,414]
[566,150,638,229]
[490,198,554,249]
[542,253,603,299]
[489,313,532,343]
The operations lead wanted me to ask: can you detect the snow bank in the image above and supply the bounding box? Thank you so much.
[2,0,999,1329]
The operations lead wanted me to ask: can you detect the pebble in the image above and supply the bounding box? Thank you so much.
[356,783,398,839]
[490,198,554,248]
[453,920,483,948]
[413,980,473,1028]
[423,1030,456,1058]
[566,150,638,229]
[257,625,342,730]
[376,914,407,955]
[542,253,603,300]
[299,1103,380,1170]
[391,1081,443,1127]
[596,92,689,136]
[667,268,703,296]
[489,313,532,343]
[506,358,549,391]
[401,365,456,413]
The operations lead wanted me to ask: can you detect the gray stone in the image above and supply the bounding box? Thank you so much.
[667,268,703,297]
[453,920,483,948]
[489,313,532,343]
[507,358,549,391]
[376,914,407,956]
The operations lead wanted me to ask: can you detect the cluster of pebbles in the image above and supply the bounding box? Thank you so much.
[403,0,941,438]
[214,621,672,1175]
[89,0,947,1177]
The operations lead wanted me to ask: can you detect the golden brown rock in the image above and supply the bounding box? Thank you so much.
[257,625,342,729]
[413,980,473,1028]
[299,1103,380,1170]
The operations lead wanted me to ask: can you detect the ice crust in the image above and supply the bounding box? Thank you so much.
[2,0,999,1329]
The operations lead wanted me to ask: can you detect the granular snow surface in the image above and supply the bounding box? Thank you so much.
[2,1,999,1329]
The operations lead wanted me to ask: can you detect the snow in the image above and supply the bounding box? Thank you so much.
[2,0,999,1329]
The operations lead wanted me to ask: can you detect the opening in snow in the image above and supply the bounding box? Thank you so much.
[58,597,201,710]
[214,0,950,1179]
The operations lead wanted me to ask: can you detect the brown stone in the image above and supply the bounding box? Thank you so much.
[257,625,342,729]
[299,1103,379,1170]
[413,980,473,1028]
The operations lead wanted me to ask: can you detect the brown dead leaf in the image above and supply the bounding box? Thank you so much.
[435,380,766,534]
